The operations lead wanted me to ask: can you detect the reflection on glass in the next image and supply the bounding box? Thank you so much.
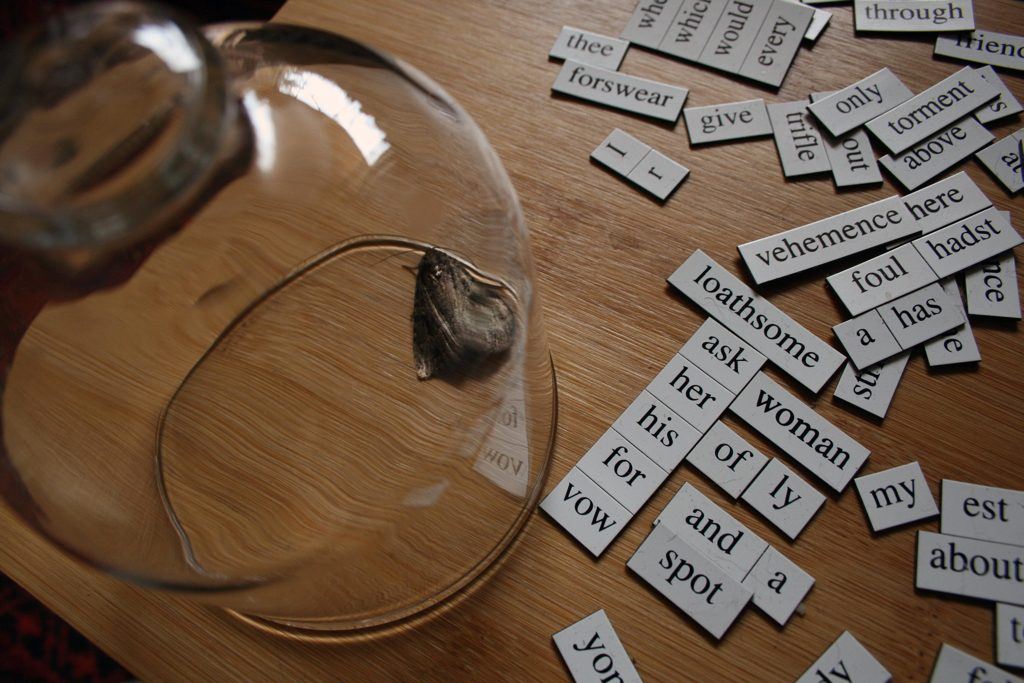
[277,68,390,166]
[132,24,200,73]
[242,91,277,174]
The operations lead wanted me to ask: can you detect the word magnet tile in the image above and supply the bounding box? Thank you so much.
[591,129,689,200]
[667,249,844,393]
[646,353,734,433]
[795,631,891,683]
[865,67,998,155]
[833,308,903,371]
[974,66,1023,124]
[833,352,910,419]
[915,531,1024,605]
[656,0,727,62]
[810,90,883,188]
[591,128,651,175]
[854,0,974,33]
[698,0,774,75]
[613,390,703,473]
[552,609,643,683]
[679,317,766,394]
[549,27,629,70]
[900,171,992,235]
[976,128,1024,195]
[627,523,752,639]
[964,241,1021,320]
[827,242,938,317]
[741,546,814,626]
[655,482,769,581]
[767,100,832,178]
[577,428,671,515]
[929,643,1023,683]
[807,67,913,137]
[741,457,826,540]
[731,372,869,493]
[923,278,980,367]
[876,281,967,349]
[996,603,1024,670]
[940,480,1024,547]
[621,0,684,49]
[911,207,1021,280]
[934,30,1024,72]
[854,462,938,532]
[686,420,770,499]
[683,99,772,145]
[474,382,530,497]
[803,8,831,42]
[879,116,994,191]
[540,466,631,557]
[553,61,688,122]
[737,195,915,284]
[736,0,815,87]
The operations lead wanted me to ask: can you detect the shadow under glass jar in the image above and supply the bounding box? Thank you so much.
[0,1,556,637]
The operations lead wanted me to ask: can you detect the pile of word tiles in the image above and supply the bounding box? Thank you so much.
[542,0,1022,680]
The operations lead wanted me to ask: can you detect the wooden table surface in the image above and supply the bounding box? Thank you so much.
[3,0,1023,680]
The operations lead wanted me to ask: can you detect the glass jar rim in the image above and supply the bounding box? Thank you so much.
[0,1,237,255]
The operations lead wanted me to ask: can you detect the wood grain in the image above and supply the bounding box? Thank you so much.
[2,0,1022,680]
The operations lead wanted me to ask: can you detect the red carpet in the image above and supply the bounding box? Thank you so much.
[0,577,131,683]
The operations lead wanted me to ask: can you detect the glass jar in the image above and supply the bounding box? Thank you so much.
[0,1,556,637]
